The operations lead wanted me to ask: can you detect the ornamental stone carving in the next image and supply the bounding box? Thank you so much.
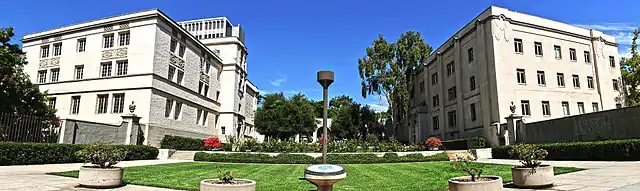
[102,47,127,60]
[200,72,210,84]
[39,57,60,68]
[169,54,185,69]
[493,15,510,42]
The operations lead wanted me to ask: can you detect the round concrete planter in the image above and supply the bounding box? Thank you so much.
[78,166,123,188]
[512,165,554,188]
[200,179,256,191]
[448,176,503,191]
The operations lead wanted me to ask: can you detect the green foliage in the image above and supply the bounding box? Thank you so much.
[452,155,483,181]
[76,143,127,168]
[0,142,158,166]
[509,144,547,168]
[255,93,316,140]
[194,152,450,164]
[383,152,399,158]
[217,169,234,183]
[492,139,640,161]
[441,137,486,150]
[160,135,206,150]
[621,27,640,106]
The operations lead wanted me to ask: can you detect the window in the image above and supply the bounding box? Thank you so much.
[569,48,577,61]
[118,31,130,46]
[170,39,178,53]
[446,62,455,76]
[587,76,594,89]
[49,68,59,82]
[562,102,570,115]
[613,79,619,91]
[469,76,476,91]
[164,99,173,118]
[537,71,546,85]
[216,91,220,101]
[609,56,616,67]
[447,111,457,128]
[173,102,182,120]
[448,86,457,101]
[432,95,439,107]
[221,126,226,135]
[514,38,523,53]
[100,62,112,77]
[71,96,81,115]
[38,70,47,83]
[74,65,84,80]
[616,104,623,109]
[197,109,203,125]
[238,104,242,111]
[96,94,109,114]
[431,73,438,85]
[53,43,62,56]
[198,82,204,94]
[554,45,562,59]
[521,100,531,116]
[468,48,474,62]
[432,116,439,130]
[40,45,50,58]
[470,103,477,121]
[77,38,86,52]
[203,84,209,97]
[103,34,114,48]
[577,102,585,114]
[419,81,425,92]
[116,60,128,75]
[584,51,591,63]
[178,44,186,57]
[534,42,543,56]
[517,69,526,84]
[572,75,580,88]
[198,110,208,126]
[541,101,551,116]
[168,66,176,81]
[48,97,56,109]
[176,70,184,85]
[557,73,565,87]
[592,102,599,112]
[112,93,125,113]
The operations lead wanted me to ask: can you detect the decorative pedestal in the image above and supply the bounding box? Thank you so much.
[304,164,346,191]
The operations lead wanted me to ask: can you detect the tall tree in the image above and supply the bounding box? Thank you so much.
[254,93,316,141]
[357,31,432,135]
[0,27,55,118]
[621,27,640,106]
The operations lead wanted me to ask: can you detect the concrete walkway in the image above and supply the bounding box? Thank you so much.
[0,160,190,191]
[477,159,640,191]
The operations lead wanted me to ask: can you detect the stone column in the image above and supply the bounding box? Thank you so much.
[312,129,318,143]
[504,114,523,145]
[58,119,67,144]
[121,114,141,145]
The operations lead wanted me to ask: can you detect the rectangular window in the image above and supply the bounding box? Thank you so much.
[469,76,476,91]
[174,102,182,120]
[100,62,112,77]
[222,126,226,135]
[198,82,204,94]
[118,31,130,46]
[176,70,184,85]
[616,104,622,109]
[557,73,565,87]
[178,44,186,57]
[74,65,84,80]
[77,38,86,52]
[103,34,114,48]
[577,102,585,114]
[48,97,56,109]
[96,94,109,114]
[53,43,62,56]
[203,84,209,97]
[514,38,523,53]
[584,51,591,63]
[49,68,59,82]
[432,95,439,107]
[38,70,47,83]
[164,99,173,118]
[609,56,616,67]
[448,86,457,101]
[537,71,546,85]
[446,62,455,76]
[419,81,425,92]
[468,48,474,62]
[71,96,81,115]
[41,45,50,58]
[562,102,570,115]
[521,100,531,116]
[170,39,178,53]
[470,103,477,121]
[534,42,543,56]
[554,45,562,59]
[613,79,619,91]
[112,93,125,113]
[216,91,220,101]
[168,66,176,81]
[572,75,580,88]
[197,109,202,125]
[431,73,438,85]
[448,111,457,128]
[587,76,594,89]
[541,101,551,116]
[569,48,577,61]
[432,116,439,130]
[116,60,128,75]
[517,69,526,84]
[592,102,599,112]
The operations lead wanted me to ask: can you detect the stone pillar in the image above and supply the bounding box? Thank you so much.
[312,129,318,143]
[295,134,300,142]
[58,119,67,144]
[121,114,141,145]
[504,114,523,145]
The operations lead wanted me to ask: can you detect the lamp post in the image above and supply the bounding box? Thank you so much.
[317,71,334,164]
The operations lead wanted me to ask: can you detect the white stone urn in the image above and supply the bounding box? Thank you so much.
[78,166,123,188]
[200,179,256,191]
[512,165,554,188]
[448,176,503,191]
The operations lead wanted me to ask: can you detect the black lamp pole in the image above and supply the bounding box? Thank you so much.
[317,71,334,164]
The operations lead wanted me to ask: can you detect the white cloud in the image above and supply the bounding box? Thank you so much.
[574,23,638,31]
[270,76,286,87]
[619,46,632,59]
[613,32,635,45]
[366,103,388,112]
[284,90,304,95]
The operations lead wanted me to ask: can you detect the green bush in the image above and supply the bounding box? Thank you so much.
[383,153,399,158]
[273,153,318,164]
[403,153,425,159]
[160,135,205,150]
[0,142,158,166]
[441,137,486,150]
[76,143,127,168]
[194,152,450,164]
[492,139,640,161]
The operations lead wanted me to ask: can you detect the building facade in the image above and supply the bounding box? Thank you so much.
[405,6,624,146]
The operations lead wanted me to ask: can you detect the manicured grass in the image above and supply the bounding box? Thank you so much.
[50,162,582,191]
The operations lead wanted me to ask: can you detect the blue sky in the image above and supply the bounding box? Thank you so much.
[2,0,639,111]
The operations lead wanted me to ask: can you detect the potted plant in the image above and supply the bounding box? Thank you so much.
[425,137,442,150]
[201,169,256,191]
[509,144,553,188]
[76,143,127,188]
[205,137,222,151]
[448,155,503,191]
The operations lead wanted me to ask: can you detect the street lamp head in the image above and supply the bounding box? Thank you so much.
[317,71,334,88]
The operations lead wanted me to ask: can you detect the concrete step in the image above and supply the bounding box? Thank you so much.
[167,151,199,160]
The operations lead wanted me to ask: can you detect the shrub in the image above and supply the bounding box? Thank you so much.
[403,153,425,159]
[160,135,205,150]
[273,153,318,164]
[117,145,159,160]
[425,137,442,149]
[509,144,547,168]
[383,153,399,158]
[217,169,234,183]
[441,137,486,150]
[452,155,483,181]
[76,143,127,168]
[221,143,232,151]
[204,137,222,150]
[239,139,260,152]
[194,152,450,164]
[493,139,640,161]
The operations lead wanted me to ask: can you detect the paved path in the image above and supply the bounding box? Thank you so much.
[477,159,640,191]
[0,160,190,191]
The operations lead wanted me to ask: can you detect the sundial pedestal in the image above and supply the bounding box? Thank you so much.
[304,164,346,191]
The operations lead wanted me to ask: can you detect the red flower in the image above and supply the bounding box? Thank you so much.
[425,137,442,147]
[319,137,330,144]
[204,137,222,150]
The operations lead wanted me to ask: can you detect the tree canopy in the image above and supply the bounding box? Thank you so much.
[621,27,640,106]
[254,93,316,140]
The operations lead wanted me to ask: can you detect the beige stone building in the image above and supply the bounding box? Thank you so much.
[404,6,624,146]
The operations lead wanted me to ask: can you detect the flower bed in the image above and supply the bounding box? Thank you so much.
[193,152,451,164]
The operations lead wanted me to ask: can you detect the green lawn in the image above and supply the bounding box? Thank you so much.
[51,162,582,191]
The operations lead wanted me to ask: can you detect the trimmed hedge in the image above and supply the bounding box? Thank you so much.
[492,139,640,161]
[193,152,450,164]
[441,137,486,150]
[160,135,206,150]
[0,142,158,166]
